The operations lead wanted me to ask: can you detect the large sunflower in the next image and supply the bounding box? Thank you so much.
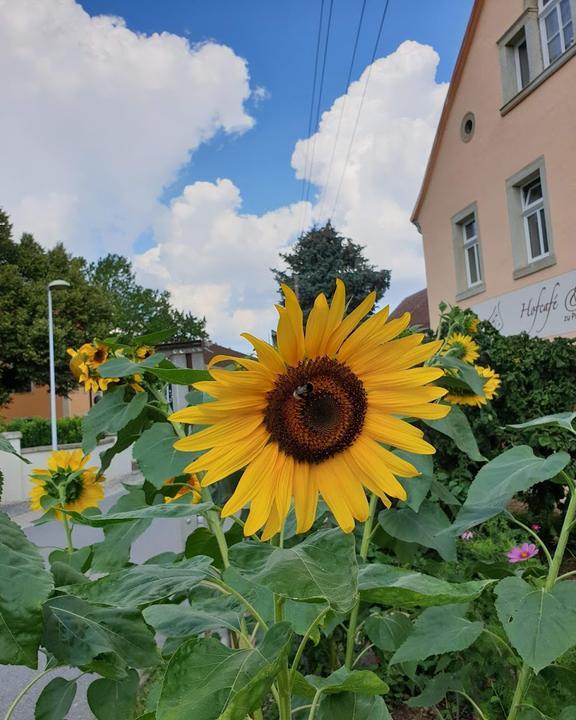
[170,281,449,538]
[29,449,104,519]
[446,365,501,407]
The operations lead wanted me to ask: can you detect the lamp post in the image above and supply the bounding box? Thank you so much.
[48,280,71,451]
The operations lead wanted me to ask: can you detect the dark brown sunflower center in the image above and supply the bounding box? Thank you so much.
[263,357,367,463]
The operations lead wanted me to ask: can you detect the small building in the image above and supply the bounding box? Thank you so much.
[389,288,431,330]
[412,0,576,338]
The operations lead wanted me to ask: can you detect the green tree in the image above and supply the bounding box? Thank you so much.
[272,222,391,317]
[87,254,207,342]
[0,209,114,406]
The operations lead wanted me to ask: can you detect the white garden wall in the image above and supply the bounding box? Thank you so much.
[0,432,132,504]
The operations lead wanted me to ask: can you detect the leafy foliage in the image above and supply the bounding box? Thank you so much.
[5,415,83,448]
[272,222,390,317]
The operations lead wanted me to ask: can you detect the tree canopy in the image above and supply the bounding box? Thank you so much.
[87,254,207,342]
[0,210,114,405]
[272,222,391,317]
[0,210,206,407]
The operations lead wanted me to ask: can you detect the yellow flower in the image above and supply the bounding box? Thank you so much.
[163,474,202,504]
[442,333,479,364]
[446,365,501,407]
[136,345,154,360]
[170,280,449,538]
[468,317,480,334]
[67,341,118,393]
[29,449,104,519]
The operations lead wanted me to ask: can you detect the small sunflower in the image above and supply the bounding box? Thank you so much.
[163,474,202,504]
[467,316,480,335]
[442,333,479,364]
[67,341,118,393]
[29,449,104,519]
[136,345,154,360]
[170,281,449,538]
[445,365,501,407]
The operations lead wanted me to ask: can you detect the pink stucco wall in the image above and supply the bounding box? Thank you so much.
[416,0,576,335]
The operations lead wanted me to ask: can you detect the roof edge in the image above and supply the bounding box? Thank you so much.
[411,0,485,225]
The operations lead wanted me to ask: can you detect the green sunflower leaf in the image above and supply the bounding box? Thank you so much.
[300,667,389,696]
[157,622,292,720]
[65,499,212,526]
[495,576,576,673]
[143,601,243,641]
[508,411,576,434]
[424,405,485,462]
[82,386,148,453]
[228,528,358,613]
[316,694,392,720]
[42,595,160,669]
[391,604,483,664]
[63,556,214,608]
[448,446,571,535]
[359,564,493,607]
[378,501,457,561]
[407,672,463,708]
[98,353,166,377]
[91,488,152,572]
[87,669,139,720]
[133,423,197,488]
[0,434,30,463]
[365,611,413,652]
[34,677,77,720]
[0,511,54,667]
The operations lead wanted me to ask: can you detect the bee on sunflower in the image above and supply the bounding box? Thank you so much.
[67,340,118,393]
[29,449,105,519]
[170,281,449,539]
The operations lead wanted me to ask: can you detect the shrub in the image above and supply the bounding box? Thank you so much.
[6,416,83,448]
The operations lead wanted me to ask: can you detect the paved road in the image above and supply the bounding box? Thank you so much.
[0,484,195,719]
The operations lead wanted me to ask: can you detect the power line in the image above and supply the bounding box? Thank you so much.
[316,0,367,222]
[296,0,326,239]
[298,0,334,238]
[330,0,392,220]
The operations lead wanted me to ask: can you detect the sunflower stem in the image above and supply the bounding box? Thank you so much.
[4,665,55,720]
[507,471,576,720]
[289,607,330,686]
[204,500,230,569]
[344,494,378,670]
[58,484,74,554]
[274,593,292,720]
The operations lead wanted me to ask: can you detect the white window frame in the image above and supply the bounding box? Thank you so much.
[461,215,483,289]
[539,0,574,66]
[521,175,550,262]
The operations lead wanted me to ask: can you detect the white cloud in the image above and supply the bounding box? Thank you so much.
[138,41,447,347]
[135,178,304,349]
[0,0,253,253]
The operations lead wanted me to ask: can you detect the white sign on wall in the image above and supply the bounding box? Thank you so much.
[472,269,576,337]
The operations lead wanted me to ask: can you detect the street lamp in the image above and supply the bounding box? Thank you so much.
[48,280,71,450]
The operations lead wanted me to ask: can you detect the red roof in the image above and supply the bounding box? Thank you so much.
[390,289,430,329]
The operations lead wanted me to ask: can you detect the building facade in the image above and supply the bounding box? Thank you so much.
[412,0,576,338]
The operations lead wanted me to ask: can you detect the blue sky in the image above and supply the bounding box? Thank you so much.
[2,0,474,346]
[82,0,473,222]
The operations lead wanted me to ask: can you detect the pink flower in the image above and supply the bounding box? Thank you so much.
[531,523,541,532]
[506,543,539,563]
[461,531,475,540]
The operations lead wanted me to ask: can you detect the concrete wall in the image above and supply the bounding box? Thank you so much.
[417,0,576,335]
[0,433,132,504]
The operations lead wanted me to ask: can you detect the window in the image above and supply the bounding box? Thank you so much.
[514,36,531,89]
[462,216,482,287]
[506,158,556,279]
[451,203,485,300]
[521,175,550,261]
[540,0,574,65]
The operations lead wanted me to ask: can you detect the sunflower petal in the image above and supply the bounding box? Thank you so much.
[293,461,318,533]
[241,333,286,375]
[324,291,376,356]
[305,293,330,358]
[222,443,279,517]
